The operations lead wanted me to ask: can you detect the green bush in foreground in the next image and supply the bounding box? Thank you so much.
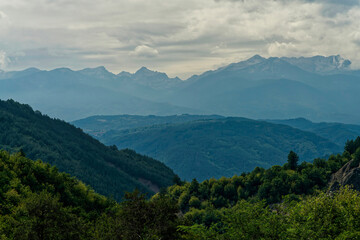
[180,187,360,240]
[0,151,179,240]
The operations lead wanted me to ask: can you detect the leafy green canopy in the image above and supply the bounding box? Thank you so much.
[163,149,352,214]
[179,187,360,240]
[173,142,360,239]
[1,143,360,239]
[0,151,180,240]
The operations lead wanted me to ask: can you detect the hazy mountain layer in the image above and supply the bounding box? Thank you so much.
[164,55,360,123]
[0,68,200,121]
[1,55,360,123]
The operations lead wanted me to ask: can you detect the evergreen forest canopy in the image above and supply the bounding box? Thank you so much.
[0,99,176,200]
[0,137,360,239]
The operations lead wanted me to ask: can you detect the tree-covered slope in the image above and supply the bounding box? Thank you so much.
[72,114,224,137]
[0,150,111,239]
[266,118,360,147]
[0,151,180,239]
[0,99,176,200]
[0,138,359,239]
[98,117,341,181]
[163,148,352,213]
[161,141,360,239]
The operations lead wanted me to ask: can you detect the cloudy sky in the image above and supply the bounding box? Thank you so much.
[0,0,359,78]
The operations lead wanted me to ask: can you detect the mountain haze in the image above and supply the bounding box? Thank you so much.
[0,67,200,121]
[164,55,360,123]
[1,55,360,123]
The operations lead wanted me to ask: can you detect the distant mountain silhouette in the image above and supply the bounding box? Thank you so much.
[0,67,200,121]
[1,55,360,123]
[164,55,360,123]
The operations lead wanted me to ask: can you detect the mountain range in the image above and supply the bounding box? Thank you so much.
[1,54,360,123]
[0,67,199,121]
[165,55,360,123]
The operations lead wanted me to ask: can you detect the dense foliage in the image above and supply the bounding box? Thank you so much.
[165,143,360,239]
[1,142,359,239]
[98,117,340,180]
[0,99,176,200]
[0,151,180,239]
[345,136,360,155]
[162,150,352,212]
[179,187,360,239]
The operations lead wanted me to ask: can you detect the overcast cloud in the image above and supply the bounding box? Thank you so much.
[0,0,359,78]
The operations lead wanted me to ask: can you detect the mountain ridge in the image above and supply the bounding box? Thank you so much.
[0,99,177,200]
[93,116,341,180]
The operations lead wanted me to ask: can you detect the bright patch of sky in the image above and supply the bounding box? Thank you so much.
[0,0,359,78]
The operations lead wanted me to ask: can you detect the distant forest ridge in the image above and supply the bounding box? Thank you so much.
[73,114,360,181]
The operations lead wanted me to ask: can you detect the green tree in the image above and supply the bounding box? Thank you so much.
[286,187,360,239]
[189,179,199,195]
[119,190,149,239]
[345,137,360,154]
[173,175,183,186]
[12,191,85,240]
[350,147,360,168]
[287,151,299,170]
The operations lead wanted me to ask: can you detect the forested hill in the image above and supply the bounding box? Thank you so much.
[0,151,180,239]
[266,118,360,147]
[72,114,224,137]
[0,99,176,200]
[0,132,360,239]
[97,117,341,181]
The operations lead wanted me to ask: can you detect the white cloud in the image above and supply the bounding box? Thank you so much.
[268,42,299,57]
[129,45,159,58]
[0,10,10,28]
[0,0,359,77]
[0,50,10,69]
